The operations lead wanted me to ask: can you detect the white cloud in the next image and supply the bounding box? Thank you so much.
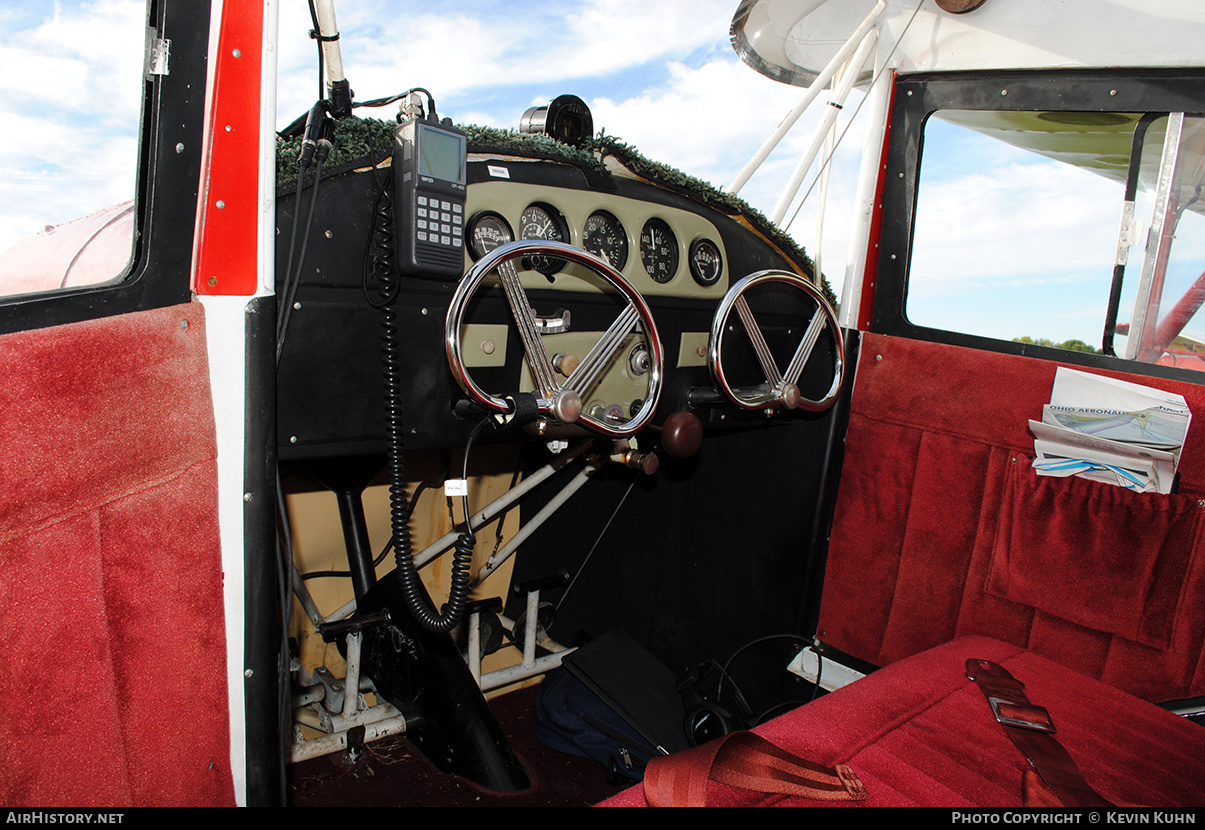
[0,0,873,296]
[275,0,736,123]
[269,0,872,287]
[910,159,1122,291]
[587,54,874,285]
[0,0,144,251]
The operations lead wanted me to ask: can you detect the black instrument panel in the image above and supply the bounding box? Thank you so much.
[274,155,811,458]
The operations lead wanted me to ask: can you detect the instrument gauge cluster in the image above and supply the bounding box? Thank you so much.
[462,181,732,297]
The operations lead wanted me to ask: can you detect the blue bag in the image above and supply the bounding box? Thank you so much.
[533,667,659,781]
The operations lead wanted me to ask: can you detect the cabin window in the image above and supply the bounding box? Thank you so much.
[0,2,144,299]
[1113,113,1205,370]
[905,107,1205,371]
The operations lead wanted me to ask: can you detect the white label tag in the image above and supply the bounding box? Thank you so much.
[445,478,469,497]
[487,165,511,179]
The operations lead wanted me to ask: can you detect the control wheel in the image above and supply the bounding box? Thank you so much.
[708,270,844,412]
[446,239,664,437]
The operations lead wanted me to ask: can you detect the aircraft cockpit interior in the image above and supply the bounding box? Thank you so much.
[272,88,848,792]
[7,0,1205,811]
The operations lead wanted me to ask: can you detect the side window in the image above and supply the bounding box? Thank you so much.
[1118,114,1205,369]
[906,110,1135,355]
[0,3,144,298]
[905,107,1205,372]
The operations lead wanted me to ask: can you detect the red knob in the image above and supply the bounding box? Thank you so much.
[661,411,704,459]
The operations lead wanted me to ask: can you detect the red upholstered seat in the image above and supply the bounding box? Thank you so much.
[597,636,1205,807]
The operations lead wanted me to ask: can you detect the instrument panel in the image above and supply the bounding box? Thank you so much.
[463,180,729,298]
[275,152,821,457]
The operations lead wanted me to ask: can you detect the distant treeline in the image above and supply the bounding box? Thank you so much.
[1012,337,1102,354]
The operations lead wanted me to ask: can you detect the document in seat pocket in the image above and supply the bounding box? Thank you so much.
[988,456,1198,649]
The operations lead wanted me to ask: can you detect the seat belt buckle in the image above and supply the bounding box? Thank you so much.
[988,696,1056,733]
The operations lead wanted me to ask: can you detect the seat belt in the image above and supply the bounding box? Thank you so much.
[966,658,1113,808]
[642,730,867,807]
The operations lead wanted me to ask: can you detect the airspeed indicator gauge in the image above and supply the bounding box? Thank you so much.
[689,238,723,287]
[583,211,628,270]
[640,218,679,283]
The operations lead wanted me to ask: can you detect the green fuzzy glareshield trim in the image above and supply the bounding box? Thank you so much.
[276,117,832,306]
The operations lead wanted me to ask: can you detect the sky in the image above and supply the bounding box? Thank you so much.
[0,0,1198,350]
[0,0,867,301]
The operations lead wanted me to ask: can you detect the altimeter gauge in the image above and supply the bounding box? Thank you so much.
[519,203,570,275]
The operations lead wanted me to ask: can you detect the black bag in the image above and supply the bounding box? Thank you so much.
[533,667,659,781]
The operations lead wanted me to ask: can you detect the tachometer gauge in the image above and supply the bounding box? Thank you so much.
[640,218,679,283]
[519,203,569,275]
[583,211,628,270]
[689,238,723,287]
[466,211,514,260]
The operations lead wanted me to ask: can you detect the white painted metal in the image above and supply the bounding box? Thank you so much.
[291,709,409,764]
[342,632,363,720]
[769,28,877,225]
[478,462,603,582]
[478,612,576,692]
[726,0,886,195]
[413,441,591,569]
[838,56,890,327]
[312,0,346,88]
[1126,113,1185,361]
[480,653,572,691]
[787,647,866,692]
[735,0,1205,83]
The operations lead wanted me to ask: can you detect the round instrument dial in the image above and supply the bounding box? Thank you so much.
[640,218,679,283]
[519,203,569,275]
[582,211,628,270]
[467,211,514,260]
[689,238,723,287]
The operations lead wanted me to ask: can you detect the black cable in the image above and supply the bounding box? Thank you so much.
[355,87,436,116]
[362,177,400,309]
[275,157,324,363]
[491,454,525,558]
[277,115,333,364]
[458,417,496,546]
[754,699,812,726]
[273,473,296,789]
[555,473,636,614]
[378,253,483,634]
[306,0,324,103]
[298,478,442,581]
[714,633,811,724]
[810,645,824,702]
[277,163,308,338]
